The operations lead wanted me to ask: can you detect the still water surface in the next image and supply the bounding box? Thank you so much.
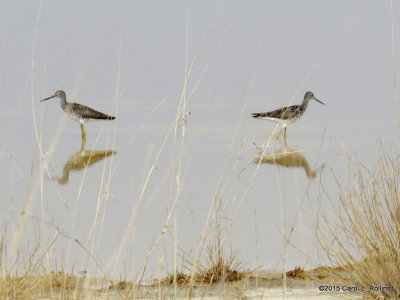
[0,91,397,279]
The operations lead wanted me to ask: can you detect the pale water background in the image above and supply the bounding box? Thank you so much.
[0,0,399,280]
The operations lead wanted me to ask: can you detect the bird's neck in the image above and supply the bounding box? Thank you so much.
[60,97,67,111]
[301,98,310,110]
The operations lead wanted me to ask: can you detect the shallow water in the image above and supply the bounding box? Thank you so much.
[0,0,399,280]
[1,93,397,278]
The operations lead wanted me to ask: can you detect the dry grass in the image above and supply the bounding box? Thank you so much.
[0,272,87,300]
[319,148,400,299]
[162,245,248,287]
[309,265,350,280]
[194,246,247,284]
[162,272,191,286]
[105,280,137,291]
[286,266,307,279]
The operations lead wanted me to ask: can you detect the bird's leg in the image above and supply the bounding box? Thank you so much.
[80,124,87,139]
[284,126,287,138]
[80,134,87,151]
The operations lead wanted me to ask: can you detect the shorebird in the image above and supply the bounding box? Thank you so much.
[252,91,324,138]
[41,90,115,138]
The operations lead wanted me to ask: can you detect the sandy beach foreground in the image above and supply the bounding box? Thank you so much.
[20,270,363,300]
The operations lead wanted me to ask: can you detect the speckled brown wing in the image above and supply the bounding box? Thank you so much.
[266,105,302,120]
[70,103,115,120]
[252,105,302,120]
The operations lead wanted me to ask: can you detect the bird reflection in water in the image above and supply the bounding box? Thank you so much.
[58,136,116,185]
[254,139,321,179]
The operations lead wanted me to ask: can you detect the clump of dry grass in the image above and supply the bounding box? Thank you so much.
[319,148,400,299]
[310,265,350,280]
[0,272,85,299]
[39,272,84,290]
[194,245,246,284]
[163,272,191,286]
[105,280,137,291]
[162,244,248,287]
[286,266,307,279]
[0,238,83,299]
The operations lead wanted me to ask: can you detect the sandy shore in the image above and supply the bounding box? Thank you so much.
[37,270,359,299]
[8,269,370,299]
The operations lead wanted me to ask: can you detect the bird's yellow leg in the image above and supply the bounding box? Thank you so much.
[80,134,86,151]
[80,124,87,139]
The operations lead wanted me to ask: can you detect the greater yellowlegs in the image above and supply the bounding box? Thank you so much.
[41,90,115,138]
[252,91,324,138]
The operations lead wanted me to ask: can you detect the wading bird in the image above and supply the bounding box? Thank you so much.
[252,91,324,138]
[41,90,115,138]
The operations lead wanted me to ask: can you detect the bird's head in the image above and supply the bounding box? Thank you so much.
[41,90,66,102]
[304,91,324,105]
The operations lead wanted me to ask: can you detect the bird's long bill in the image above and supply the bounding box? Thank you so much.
[41,95,55,102]
[315,98,325,105]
